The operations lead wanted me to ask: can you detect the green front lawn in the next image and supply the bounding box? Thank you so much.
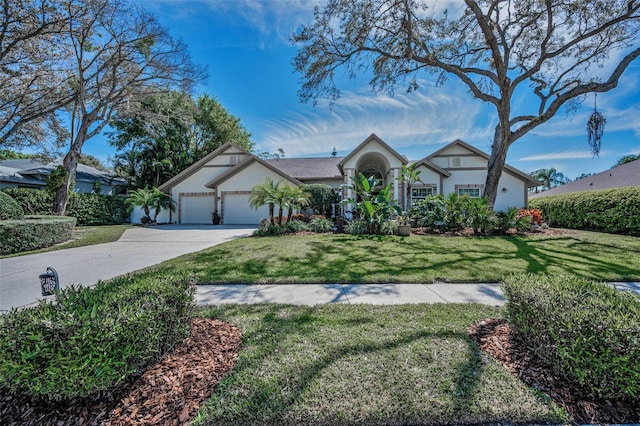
[192,304,567,425]
[150,230,640,283]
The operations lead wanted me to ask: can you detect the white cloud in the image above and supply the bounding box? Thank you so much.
[256,84,495,157]
[519,150,603,161]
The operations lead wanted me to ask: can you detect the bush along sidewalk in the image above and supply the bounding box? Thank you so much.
[502,273,640,406]
[0,274,195,402]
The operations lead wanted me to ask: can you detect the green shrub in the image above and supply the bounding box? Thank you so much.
[0,274,194,401]
[495,206,532,234]
[283,219,310,233]
[2,188,128,225]
[309,217,333,233]
[380,219,398,235]
[0,216,76,255]
[529,187,640,235]
[302,184,339,217]
[0,191,24,220]
[2,188,52,215]
[344,219,367,235]
[502,273,640,402]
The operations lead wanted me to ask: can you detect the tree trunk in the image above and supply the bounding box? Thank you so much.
[52,148,80,215]
[483,125,509,207]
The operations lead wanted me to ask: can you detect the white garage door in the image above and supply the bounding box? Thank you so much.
[223,194,269,225]
[181,194,215,224]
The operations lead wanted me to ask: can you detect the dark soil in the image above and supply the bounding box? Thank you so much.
[468,318,640,424]
[0,318,242,425]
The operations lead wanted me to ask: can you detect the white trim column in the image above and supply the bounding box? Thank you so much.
[393,168,399,203]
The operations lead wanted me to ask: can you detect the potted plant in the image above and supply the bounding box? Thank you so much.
[212,210,221,225]
[397,213,411,236]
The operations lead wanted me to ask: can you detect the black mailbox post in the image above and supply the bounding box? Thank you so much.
[39,267,59,296]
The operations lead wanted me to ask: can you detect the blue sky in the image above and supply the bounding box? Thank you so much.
[87,0,640,180]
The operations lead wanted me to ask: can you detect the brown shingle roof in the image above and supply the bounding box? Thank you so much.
[530,158,640,198]
[265,157,344,180]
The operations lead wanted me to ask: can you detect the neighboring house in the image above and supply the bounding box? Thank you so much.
[159,134,538,225]
[529,158,640,199]
[0,159,124,194]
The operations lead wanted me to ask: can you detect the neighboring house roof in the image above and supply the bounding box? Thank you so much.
[0,165,45,187]
[158,142,240,192]
[530,158,640,198]
[427,139,540,187]
[205,155,303,188]
[265,157,344,180]
[0,159,123,186]
[337,133,408,173]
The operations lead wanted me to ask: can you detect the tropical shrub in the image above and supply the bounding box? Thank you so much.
[0,275,194,401]
[408,195,447,230]
[309,216,333,233]
[380,219,399,235]
[495,207,532,234]
[518,208,543,226]
[0,216,76,255]
[0,191,24,220]
[465,197,496,235]
[529,187,640,235]
[344,219,368,235]
[342,173,401,234]
[502,273,640,403]
[284,219,310,233]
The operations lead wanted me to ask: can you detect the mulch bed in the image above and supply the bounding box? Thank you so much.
[0,318,242,426]
[468,318,640,424]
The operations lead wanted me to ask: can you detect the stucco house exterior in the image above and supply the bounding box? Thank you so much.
[157,133,539,225]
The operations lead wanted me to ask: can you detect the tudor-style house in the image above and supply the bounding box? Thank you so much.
[155,134,539,225]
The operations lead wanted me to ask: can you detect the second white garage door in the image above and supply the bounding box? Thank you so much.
[223,194,269,225]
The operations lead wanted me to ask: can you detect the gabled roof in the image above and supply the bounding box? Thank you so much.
[427,139,539,187]
[265,157,343,180]
[0,165,45,186]
[409,158,451,177]
[158,142,243,192]
[205,155,303,188]
[337,133,407,173]
[530,158,640,198]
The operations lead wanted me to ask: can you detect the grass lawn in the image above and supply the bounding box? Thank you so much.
[192,304,567,425]
[148,230,640,283]
[1,224,131,258]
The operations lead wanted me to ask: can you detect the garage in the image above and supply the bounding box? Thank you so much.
[222,193,269,225]
[180,193,215,224]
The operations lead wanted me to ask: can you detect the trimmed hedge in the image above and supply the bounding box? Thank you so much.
[0,216,76,255]
[529,187,640,235]
[0,274,195,401]
[0,191,24,220]
[502,273,640,403]
[2,188,128,225]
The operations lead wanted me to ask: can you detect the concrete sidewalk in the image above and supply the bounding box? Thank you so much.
[196,282,509,306]
[0,225,255,312]
[195,281,640,306]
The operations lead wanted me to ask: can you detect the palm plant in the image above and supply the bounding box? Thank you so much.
[249,177,282,224]
[285,186,311,221]
[125,187,156,223]
[150,188,176,223]
[397,163,423,211]
[466,197,497,235]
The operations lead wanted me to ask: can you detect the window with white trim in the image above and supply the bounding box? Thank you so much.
[449,157,462,168]
[457,187,481,198]
[411,185,435,205]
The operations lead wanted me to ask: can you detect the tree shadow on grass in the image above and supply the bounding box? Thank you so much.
[198,305,557,425]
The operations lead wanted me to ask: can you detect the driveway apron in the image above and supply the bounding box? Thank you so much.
[0,225,255,312]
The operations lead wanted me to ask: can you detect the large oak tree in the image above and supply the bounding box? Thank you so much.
[293,0,640,206]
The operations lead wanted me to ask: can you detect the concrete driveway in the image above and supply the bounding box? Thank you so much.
[0,225,255,312]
